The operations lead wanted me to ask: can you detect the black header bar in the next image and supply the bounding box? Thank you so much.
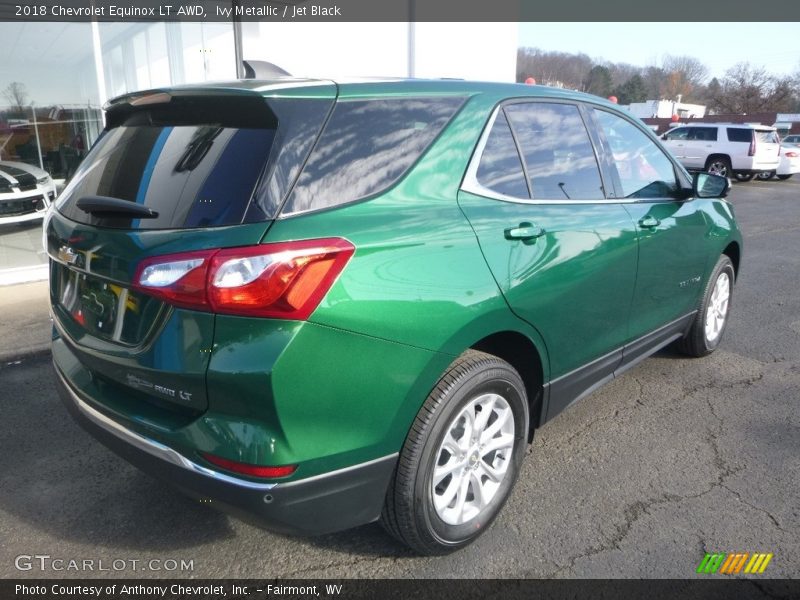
[1,0,799,22]
[4,579,800,600]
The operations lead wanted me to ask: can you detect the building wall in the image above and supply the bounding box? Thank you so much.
[627,100,706,119]
[0,20,518,281]
[241,22,518,82]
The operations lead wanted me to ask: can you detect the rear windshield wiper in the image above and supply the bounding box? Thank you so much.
[76,195,159,219]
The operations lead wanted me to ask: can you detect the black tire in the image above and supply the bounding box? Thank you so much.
[734,172,754,182]
[777,174,792,180]
[678,255,735,357]
[381,350,529,555]
[706,156,732,178]
[756,171,775,180]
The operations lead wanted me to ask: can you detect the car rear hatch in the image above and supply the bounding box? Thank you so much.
[753,127,781,169]
[48,82,336,419]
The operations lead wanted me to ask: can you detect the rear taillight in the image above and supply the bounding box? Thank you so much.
[200,452,297,479]
[748,136,756,156]
[133,238,354,319]
[135,249,213,310]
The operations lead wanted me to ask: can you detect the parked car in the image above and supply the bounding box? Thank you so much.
[661,123,780,181]
[0,160,56,225]
[780,134,800,145]
[47,79,742,555]
[756,145,800,180]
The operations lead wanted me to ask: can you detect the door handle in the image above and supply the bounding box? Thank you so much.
[504,222,546,241]
[638,216,660,229]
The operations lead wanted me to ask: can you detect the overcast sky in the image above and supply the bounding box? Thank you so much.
[518,23,800,80]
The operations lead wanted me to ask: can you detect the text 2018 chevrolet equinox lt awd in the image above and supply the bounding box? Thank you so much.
[47,79,741,555]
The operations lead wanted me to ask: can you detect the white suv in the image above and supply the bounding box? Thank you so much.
[661,123,780,181]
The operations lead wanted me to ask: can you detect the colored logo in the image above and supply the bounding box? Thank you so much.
[697,552,773,574]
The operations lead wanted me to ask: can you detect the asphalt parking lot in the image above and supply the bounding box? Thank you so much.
[1,178,798,579]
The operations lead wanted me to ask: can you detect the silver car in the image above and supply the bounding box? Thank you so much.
[0,160,57,225]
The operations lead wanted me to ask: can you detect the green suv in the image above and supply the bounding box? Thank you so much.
[47,79,741,555]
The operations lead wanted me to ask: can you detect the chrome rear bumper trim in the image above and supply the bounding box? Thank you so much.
[55,367,276,491]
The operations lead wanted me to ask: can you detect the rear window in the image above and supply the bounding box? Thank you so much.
[56,95,332,229]
[280,96,465,215]
[756,130,779,144]
[726,128,753,143]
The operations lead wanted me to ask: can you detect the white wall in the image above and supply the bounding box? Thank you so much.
[413,23,517,82]
[627,100,706,119]
[242,22,409,79]
[241,22,517,82]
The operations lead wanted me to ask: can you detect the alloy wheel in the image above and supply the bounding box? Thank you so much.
[704,271,730,343]
[431,393,515,525]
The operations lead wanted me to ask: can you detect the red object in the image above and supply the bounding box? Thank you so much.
[608,96,618,104]
[748,137,756,157]
[524,77,536,85]
[133,238,355,320]
[671,114,680,122]
[201,453,297,479]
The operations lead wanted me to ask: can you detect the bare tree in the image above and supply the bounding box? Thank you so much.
[515,50,800,111]
[2,82,29,112]
[606,62,641,88]
[517,48,592,90]
[709,62,795,113]
[641,66,667,100]
[646,55,708,101]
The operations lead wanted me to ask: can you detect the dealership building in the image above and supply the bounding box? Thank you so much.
[0,20,517,283]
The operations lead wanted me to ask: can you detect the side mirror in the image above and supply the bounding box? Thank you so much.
[661,134,668,140]
[693,172,730,199]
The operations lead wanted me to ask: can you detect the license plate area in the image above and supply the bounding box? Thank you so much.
[54,263,163,345]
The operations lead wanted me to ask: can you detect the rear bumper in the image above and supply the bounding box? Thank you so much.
[54,364,397,536]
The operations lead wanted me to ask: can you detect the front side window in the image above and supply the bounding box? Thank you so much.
[663,127,689,141]
[594,109,680,199]
[687,127,718,141]
[505,102,604,200]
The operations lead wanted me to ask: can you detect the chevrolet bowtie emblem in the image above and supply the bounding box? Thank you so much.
[57,245,80,266]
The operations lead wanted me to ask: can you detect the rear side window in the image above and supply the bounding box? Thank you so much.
[727,128,753,143]
[56,95,332,229]
[475,111,529,198]
[505,102,604,200]
[281,97,465,215]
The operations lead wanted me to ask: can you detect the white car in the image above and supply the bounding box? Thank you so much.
[757,143,800,181]
[0,160,57,225]
[781,134,800,145]
[661,123,780,181]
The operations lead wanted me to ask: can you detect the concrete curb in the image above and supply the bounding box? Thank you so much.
[0,345,51,366]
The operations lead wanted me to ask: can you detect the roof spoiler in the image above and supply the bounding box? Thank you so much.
[243,60,292,79]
